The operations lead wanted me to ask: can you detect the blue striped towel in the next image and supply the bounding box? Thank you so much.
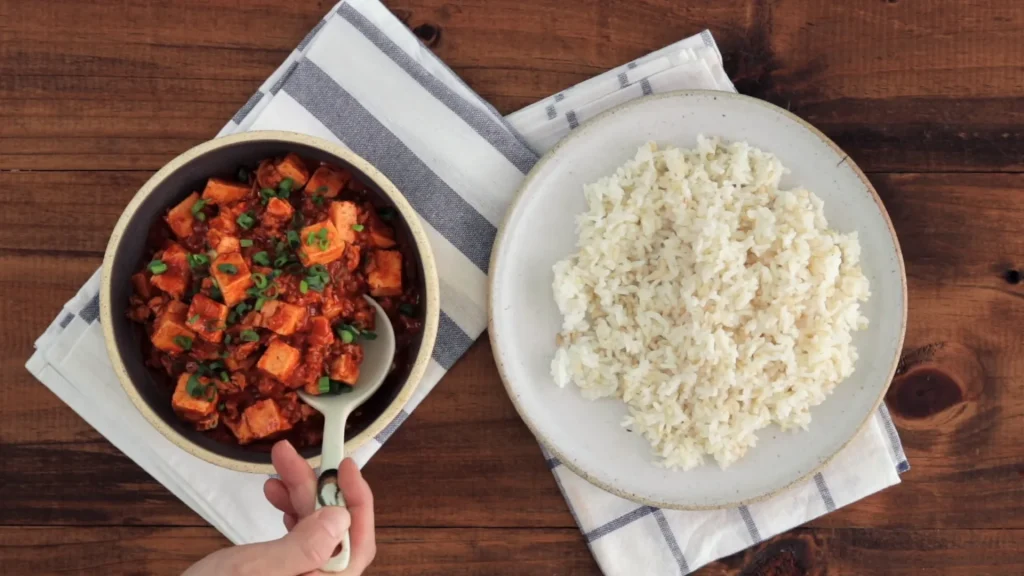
[26,0,908,572]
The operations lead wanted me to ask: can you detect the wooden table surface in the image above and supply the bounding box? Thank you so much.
[2,1,1022,574]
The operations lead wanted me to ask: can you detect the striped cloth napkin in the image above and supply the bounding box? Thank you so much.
[26,0,909,573]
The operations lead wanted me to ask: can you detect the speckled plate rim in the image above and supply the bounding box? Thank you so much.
[487,90,907,510]
[100,130,440,475]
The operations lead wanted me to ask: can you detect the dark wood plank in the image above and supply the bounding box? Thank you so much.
[0,526,599,575]
[0,0,1021,171]
[2,526,1021,575]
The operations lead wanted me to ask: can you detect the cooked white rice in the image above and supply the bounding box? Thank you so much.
[550,136,870,470]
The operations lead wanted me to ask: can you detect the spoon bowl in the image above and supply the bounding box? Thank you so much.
[298,295,396,572]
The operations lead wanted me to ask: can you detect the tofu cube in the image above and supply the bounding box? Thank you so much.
[256,159,284,190]
[151,300,195,353]
[214,234,240,255]
[260,300,307,336]
[208,208,238,235]
[149,243,192,299]
[329,352,361,385]
[211,251,253,307]
[202,177,251,205]
[328,201,360,244]
[307,165,351,198]
[274,153,310,189]
[165,192,200,239]
[367,249,403,297]
[308,316,334,347]
[172,373,218,422]
[298,221,346,266]
[367,211,397,249]
[224,415,256,445]
[265,196,294,223]
[257,340,301,382]
[242,398,294,440]
[187,294,229,342]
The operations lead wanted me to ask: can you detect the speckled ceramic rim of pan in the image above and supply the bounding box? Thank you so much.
[101,130,440,475]
[488,90,908,510]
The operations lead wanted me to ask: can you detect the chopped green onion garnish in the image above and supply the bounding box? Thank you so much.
[148,260,168,275]
[224,334,233,345]
[352,224,364,232]
[187,253,210,269]
[190,199,207,215]
[236,212,256,230]
[252,251,271,266]
[278,178,294,194]
[240,329,260,342]
[254,296,266,311]
[218,402,226,411]
[220,371,230,382]
[336,324,359,343]
[237,167,250,183]
[188,314,200,325]
[318,236,330,251]
[312,194,325,207]
[186,375,206,398]
[299,280,309,294]
[399,303,415,316]
[217,263,238,275]
[273,255,289,268]
[260,187,276,203]
[317,376,331,394]
[252,273,268,289]
[195,212,206,222]
[315,185,328,194]
[174,335,193,350]
[286,230,300,248]
[362,331,378,340]
[235,302,250,315]
[240,239,254,248]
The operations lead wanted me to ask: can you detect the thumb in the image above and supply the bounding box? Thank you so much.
[229,507,351,576]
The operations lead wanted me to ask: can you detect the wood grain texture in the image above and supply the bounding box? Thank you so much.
[0,0,1021,171]
[1,0,1023,574]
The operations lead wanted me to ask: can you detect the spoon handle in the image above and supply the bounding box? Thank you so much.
[314,410,351,572]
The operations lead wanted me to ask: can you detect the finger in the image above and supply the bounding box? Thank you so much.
[337,458,376,572]
[223,506,352,576]
[271,440,317,518]
[283,512,297,532]
[263,478,296,515]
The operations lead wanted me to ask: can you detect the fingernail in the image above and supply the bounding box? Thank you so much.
[319,507,351,539]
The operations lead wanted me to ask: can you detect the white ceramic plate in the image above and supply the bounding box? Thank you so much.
[489,91,906,509]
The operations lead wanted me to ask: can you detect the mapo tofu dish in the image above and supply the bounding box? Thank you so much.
[128,153,422,449]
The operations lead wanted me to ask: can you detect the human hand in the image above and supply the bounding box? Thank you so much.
[184,440,376,576]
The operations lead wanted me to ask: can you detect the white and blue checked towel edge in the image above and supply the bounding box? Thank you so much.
[26,0,909,573]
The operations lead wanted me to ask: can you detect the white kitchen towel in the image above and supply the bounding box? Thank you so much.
[26,1,909,574]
